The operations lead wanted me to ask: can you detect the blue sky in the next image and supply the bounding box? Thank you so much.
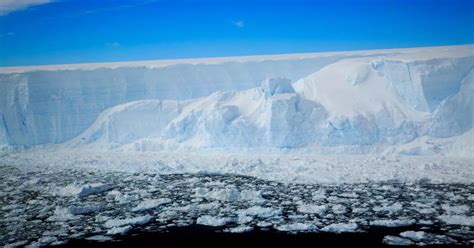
[0,0,473,66]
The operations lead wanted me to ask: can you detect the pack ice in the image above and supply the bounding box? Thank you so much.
[0,45,473,156]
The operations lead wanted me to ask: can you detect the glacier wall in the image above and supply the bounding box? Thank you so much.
[379,57,472,112]
[0,56,345,146]
[0,45,473,150]
[429,70,474,138]
[64,48,474,152]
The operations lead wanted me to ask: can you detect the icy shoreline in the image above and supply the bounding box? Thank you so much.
[2,150,473,184]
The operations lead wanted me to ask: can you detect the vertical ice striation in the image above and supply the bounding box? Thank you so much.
[261,77,295,96]
[429,70,474,138]
[378,57,473,113]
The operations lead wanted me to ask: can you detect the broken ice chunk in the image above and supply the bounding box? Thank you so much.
[196,215,231,227]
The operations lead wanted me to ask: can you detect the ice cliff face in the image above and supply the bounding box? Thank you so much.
[429,70,473,138]
[64,78,326,149]
[379,57,472,112]
[0,55,349,146]
[0,45,473,153]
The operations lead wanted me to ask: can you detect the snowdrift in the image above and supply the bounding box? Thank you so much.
[1,45,473,156]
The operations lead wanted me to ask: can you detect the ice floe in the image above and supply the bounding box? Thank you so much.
[275,223,318,232]
[196,215,231,227]
[297,204,327,215]
[57,183,112,198]
[106,225,132,235]
[438,214,474,226]
[383,235,414,246]
[321,223,358,233]
[369,219,416,227]
[238,206,281,218]
[132,198,171,212]
[104,215,152,228]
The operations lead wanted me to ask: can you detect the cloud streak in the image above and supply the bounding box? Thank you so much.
[233,20,245,28]
[0,0,53,16]
[106,42,121,48]
[81,1,158,16]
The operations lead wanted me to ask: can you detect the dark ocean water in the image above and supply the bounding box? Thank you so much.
[1,165,473,247]
[59,225,469,248]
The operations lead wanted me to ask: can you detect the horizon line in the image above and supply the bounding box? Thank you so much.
[1,43,473,73]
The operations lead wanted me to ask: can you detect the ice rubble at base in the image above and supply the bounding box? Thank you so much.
[4,150,472,184]
[0,45,472,156]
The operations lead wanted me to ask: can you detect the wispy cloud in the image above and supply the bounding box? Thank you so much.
[83,5,134,15]
[0,32,15,37]
[106,42,121,48]
[233,20,245,28]
[0,0,53,16]
[82,1,158,16]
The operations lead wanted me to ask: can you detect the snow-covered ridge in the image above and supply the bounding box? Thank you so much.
[0,45,473,151]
